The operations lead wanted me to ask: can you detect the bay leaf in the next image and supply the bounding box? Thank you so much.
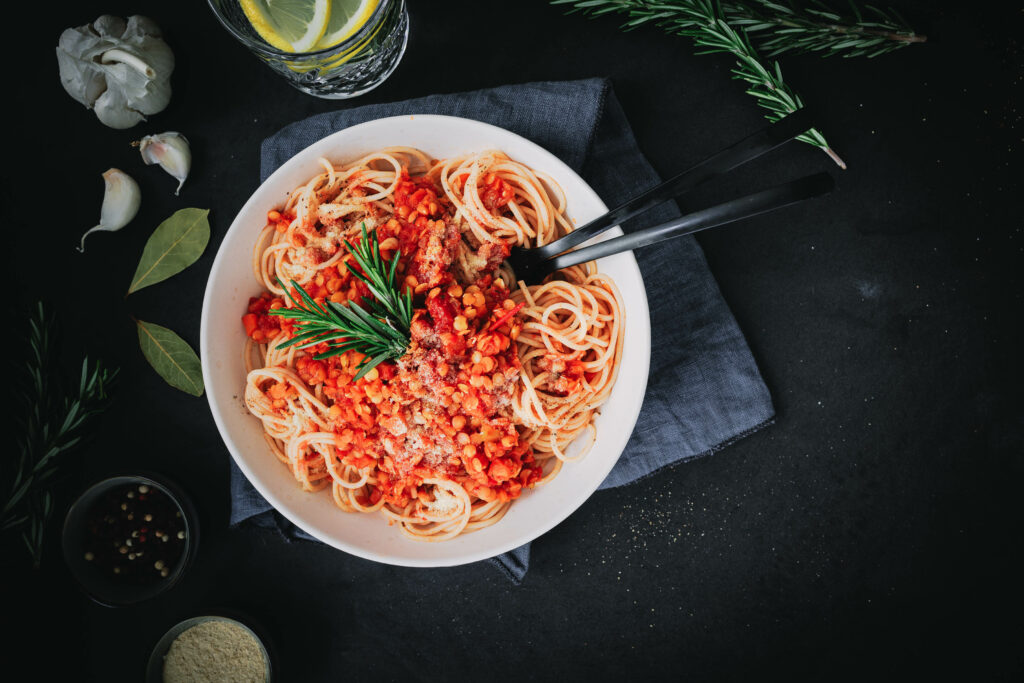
[128,208,210,294]
[136,319,204,396]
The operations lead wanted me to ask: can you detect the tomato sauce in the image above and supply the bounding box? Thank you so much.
[244,168,542,510]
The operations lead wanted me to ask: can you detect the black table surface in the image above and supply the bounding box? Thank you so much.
[6,1,1021,680]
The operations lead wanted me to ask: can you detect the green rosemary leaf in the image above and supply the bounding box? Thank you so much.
[326,299,377,335]
[3,515,28,531]
[292,277,329,314]
[315,339,367,356]
[287,327,333,345]
[353,353,391,382]
[344,299,405,343]
[388,246,401,291]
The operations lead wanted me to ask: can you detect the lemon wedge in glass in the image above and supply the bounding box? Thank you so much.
[240,0,332,53]
[315,0,380,49]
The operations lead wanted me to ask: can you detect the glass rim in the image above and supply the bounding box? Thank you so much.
[206,0,397,59]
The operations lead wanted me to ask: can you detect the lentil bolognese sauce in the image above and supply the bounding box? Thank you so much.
[242,148,623,541]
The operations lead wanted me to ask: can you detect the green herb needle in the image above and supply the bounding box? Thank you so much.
[269,223,413,381]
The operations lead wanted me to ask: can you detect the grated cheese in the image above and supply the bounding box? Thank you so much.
[162,619,266,683]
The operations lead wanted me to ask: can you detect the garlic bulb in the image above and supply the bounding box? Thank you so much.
[138,132,191,195]
[56,16,174,129]
[78,169,141,253]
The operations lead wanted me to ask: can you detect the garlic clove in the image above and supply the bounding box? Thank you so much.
[93,15,128,37]
[78,168,140,253]
[137,132,191,195]
[101,48,155,78]
[93,76,147,129]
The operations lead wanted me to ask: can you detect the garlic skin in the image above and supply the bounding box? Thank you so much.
[56,16,174,129]
[138,132,191,195]
[78,169,141,253]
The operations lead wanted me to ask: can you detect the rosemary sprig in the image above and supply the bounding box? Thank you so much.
[729,1,924,59]
[556,1,924,58]
[6,302,117,567]
[555,0,922,168]
[341,223,414,328]
[270,224,412,381]
[688,4,847,168]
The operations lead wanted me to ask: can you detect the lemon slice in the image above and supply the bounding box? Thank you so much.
[240,0,332,53]
[314,0,379,49]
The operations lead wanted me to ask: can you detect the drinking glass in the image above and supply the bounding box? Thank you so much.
[207,0,409,99]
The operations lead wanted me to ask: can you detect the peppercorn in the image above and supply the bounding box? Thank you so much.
[81,483,186,585]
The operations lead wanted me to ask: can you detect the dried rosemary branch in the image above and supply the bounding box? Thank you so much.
[6,302,118,567]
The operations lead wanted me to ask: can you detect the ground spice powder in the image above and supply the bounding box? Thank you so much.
[162,619,266,683]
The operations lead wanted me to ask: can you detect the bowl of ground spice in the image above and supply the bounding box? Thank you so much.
[61,474,198,606]
[146,615,272,682]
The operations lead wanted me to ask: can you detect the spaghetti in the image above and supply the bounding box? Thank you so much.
[242,148,624,541]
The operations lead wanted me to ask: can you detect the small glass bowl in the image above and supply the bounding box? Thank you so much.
[146,615,273,682]
[61,473,198,607]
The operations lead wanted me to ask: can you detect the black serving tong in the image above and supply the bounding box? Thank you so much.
[506,109,835,285]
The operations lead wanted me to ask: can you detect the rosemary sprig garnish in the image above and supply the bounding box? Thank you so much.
[554,0,922,168]
[6,302,117,567]
[340,223,414,328]
[270,223,412,381]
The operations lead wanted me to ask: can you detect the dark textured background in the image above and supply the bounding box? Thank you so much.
[5,1,1021,680]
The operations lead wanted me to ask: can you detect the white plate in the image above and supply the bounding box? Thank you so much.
[201,115,650,567]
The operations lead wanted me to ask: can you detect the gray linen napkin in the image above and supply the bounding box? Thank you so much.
[229,78,775,584]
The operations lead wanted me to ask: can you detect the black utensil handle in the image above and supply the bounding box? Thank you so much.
[545,172,834,271]
[533,108,814,258]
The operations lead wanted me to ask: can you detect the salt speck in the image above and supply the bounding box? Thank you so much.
[855,280,882,300]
